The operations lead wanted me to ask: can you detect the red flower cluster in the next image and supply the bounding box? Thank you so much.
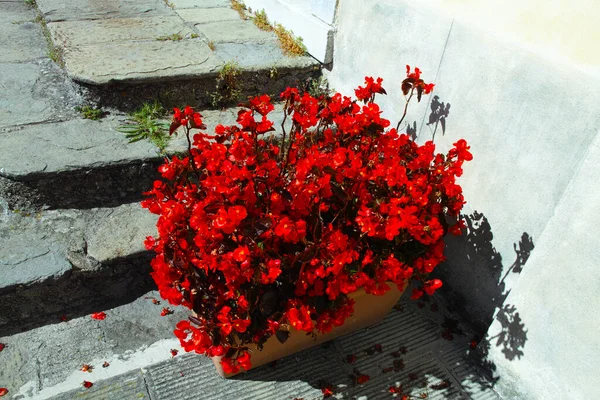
[142,68,471,370]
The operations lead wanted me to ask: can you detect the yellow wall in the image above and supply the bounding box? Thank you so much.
[420,0,600,75]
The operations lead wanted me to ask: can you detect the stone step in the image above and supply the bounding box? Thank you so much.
[0,289,189,400]
[0,292,500,399]
[0,105,285,211]
[0,202,158,335]
[34,0,321,111]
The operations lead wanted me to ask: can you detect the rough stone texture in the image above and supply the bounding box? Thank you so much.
[36,295,500,400]
[0,2,47,63]
[0,203,158,334]
[169,0,230,8]
[85,203,156,265]
[0,290,188,399]
[0,63,61,127]
[0,59,82,130]
[47,16,196,47]
[196,19,275,43]
[36,0,174,22]
[175,7,240,24]
[213,42,313,70]
[0,104,301,210]
[0,117,164,210]
[0,232,71,289]
[0,116,158,177]
[63,39,223,85]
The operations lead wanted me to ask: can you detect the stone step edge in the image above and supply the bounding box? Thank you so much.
[0,104,288,211]
[78,64,321,113]
[0,202,159,335]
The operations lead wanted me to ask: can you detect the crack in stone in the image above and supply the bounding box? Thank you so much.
[1,248,51,266]
[91,58,210,77]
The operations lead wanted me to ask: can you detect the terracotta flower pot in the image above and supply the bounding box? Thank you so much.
[212,283,406,378]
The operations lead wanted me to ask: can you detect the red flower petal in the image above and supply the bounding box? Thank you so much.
[321,385,334,398]
[170,349,179,357]
[0,343,5,352]
[0,388,7,397]
[90,312,106,320]
[80,364,93,373]
[82,381,93,389]
[102,361,110,368]
[161,307,174,317]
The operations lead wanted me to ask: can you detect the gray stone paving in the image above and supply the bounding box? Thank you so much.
[35,0,318,88]
[35,295,500,400]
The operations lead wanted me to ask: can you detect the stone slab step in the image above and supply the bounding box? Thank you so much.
[0,202,158,335]
[0,290,189,399]
[0,295,500,399]
[0,105,285,211]
[34,0,321,111]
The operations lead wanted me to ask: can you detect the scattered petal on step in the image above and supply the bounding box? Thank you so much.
[80,364,93,373]
[91,312,107,320]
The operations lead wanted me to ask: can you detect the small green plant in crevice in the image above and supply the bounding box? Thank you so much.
[190,33,199,39]
[33,12,64,66]
[307,76,333,98]
[253,9,272,31]
[269,66,278,80]
[163,0,175,9]
[207,40,216,51]
[75,105,105,120]
[274,23,306,57]
[118,101,171,152]
[209,62,242,108]
[24,0,35,7]
[230,0,249,20]
[156,33,184,41]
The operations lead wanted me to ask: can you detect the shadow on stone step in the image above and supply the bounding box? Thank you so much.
[1,160,163,211]
[0,251,155,337]
[221,297,500,399]
[79,67,321,113]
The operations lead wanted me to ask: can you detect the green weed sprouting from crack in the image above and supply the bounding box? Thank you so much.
[75,105,105,120]
[27,2,64,66]
[209,62,242,108]
[156,33,184,41]
[307,76,334,98]
[118,101,171,153]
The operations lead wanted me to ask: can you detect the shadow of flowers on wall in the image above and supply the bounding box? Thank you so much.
[436,211,533,382]
[427,95,451,142]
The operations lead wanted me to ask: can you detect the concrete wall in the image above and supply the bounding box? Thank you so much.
[326,0,600,398]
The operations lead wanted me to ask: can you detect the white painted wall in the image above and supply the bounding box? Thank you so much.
[326,0,600,398]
